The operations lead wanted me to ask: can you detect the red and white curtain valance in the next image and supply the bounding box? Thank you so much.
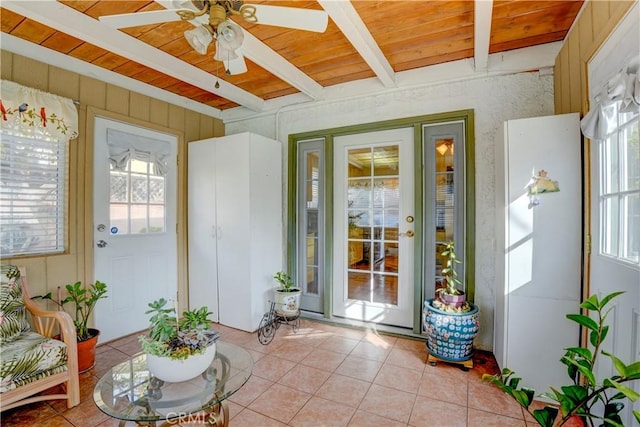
[0,80,78,141]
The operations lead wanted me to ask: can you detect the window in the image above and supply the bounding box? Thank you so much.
[423,121,468,298]
[0,80,78,257]
[0,131,67,256]
[109,158,166,235]
[296,139,325,313]
[599,103,640,264]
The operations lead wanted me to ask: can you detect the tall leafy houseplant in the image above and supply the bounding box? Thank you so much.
[435,240,469,311]
[423,241,479,363]
[483,292,640,426]
[33,280,108,372]
[33,280,108,341]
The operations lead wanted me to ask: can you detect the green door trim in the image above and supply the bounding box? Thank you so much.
[287,110,475,335]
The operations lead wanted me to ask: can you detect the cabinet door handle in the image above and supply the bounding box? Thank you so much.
[217,226,222,240]
[211,226,216,238]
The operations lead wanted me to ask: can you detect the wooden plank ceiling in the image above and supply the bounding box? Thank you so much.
[1,0,583,114]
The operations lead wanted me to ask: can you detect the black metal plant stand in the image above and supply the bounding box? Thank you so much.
[257,301,300,345]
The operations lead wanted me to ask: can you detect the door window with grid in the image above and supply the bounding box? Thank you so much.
[106,128,171,237]
[109,159,166,235]
[598,103,639,265]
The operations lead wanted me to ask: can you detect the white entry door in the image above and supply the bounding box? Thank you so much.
[333,127,415,328]
[93,117,178,343]
[587,6,639,424]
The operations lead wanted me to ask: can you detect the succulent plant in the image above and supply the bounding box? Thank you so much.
[139,298,219,360]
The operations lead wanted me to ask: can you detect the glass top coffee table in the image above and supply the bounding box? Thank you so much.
[94,341,252,426]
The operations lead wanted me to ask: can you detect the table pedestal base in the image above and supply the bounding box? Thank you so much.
[120,401,229,427]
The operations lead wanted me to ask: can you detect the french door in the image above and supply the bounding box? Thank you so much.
[332,127,415,327]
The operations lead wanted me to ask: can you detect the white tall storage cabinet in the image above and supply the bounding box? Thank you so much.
[188,132,282,332]
[494,113,582,398]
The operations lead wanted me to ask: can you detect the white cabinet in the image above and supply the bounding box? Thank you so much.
[188,132,282,332]
[494,113,582,398]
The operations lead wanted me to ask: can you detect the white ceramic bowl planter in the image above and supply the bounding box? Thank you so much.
[146,344,216,383]
[274,288,301,316]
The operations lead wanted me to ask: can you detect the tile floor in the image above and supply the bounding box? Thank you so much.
[2,319,541,426]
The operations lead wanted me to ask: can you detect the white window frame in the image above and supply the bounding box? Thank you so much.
[0,130,68,257]
[598,102,640,266]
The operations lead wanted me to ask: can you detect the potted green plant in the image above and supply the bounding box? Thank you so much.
[33,280,108,372]
[437,240,466,308]
[139,298,220,383]
[423,241,479,363]
[273,271,301,316]
[483,292,640,427]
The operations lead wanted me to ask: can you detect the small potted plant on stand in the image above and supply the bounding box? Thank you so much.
[139,298,220,383]
[423,241,479,368]
[483,292,639,426]
[33,280,108,372]
[273,271,301,316]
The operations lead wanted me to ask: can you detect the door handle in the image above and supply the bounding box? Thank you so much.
[97,240,108,248]
[405,230,414,238]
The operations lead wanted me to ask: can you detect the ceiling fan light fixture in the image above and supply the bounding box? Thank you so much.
[184,26,213,55]
[216,20,244,51]
[208,4,228,28]
[214,45,238,61]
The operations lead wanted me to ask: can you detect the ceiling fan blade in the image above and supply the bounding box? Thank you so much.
[246,4,328,33]
[223,49,248,75]
[99,9,181,28]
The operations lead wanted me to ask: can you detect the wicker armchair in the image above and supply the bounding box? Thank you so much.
[0,265,80,411]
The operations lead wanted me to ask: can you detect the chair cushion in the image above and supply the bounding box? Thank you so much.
[0,265,31,344]
[0,331,68,393]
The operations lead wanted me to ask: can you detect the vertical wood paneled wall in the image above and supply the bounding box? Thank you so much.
[554,0,634,115]
[0,50,223,302]
[552,0,635,296]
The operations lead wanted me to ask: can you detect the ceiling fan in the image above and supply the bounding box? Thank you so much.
[99,0,329,76]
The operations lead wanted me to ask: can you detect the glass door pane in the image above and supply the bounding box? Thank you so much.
[297,139,325,313]
[305,151,320,294]
[434,137,455,291]
[346,145,400,305]
[423,121,465,300]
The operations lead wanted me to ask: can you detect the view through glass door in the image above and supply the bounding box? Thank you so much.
[297,139,325,313]
[332,127,414,327]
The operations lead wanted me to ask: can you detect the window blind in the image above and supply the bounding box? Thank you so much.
[0,132,67,256]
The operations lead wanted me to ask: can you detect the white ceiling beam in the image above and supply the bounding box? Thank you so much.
[474,0,493,72]
[318,0,396,88]
[240,31,324,100]
[222,42,562,122]
[2,0,265,111]
[1,33,222,118]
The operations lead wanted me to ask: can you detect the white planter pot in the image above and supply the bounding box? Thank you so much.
[146,344,216,383]
[274,288,301,316]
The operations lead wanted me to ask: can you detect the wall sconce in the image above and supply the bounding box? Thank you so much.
[436,139,454,156]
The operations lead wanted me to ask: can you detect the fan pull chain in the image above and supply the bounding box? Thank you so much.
[215,58,221,89]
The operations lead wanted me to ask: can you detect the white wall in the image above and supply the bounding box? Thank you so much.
[225,71,554,350]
